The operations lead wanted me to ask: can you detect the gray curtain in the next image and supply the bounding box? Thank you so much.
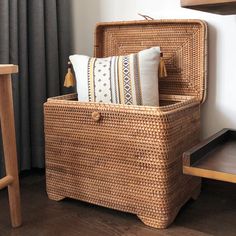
[0,0,73,176]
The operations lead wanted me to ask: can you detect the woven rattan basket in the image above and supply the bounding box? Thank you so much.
[44,20,208,229]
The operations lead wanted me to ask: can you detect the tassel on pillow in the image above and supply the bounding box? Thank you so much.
[64,61,76,87]
[158,52,168,78]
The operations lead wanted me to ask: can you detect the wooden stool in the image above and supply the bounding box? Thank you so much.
[0,65,22,227]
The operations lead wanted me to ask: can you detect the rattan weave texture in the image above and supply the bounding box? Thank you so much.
[95,20,208,103]
[44,20,207,229]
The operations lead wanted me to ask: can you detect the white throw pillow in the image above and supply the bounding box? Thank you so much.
[70,47,160,106]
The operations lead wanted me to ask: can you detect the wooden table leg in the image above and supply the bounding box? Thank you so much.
[0,74,22,228]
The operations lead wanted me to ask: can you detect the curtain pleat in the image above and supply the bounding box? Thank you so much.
[57,0,73,95]
[0,0,10,175]
[28,0,47,168]
[9,0,21,170]
[44,0,60,97]
[18,0,31,170]
[0,0,9,62]
[0,0,73,176]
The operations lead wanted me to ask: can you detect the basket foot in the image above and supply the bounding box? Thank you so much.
[137,214,174,229]
[191,185,201,200]
[47,192,65,201]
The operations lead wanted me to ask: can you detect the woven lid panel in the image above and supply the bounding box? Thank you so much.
[94,20,208,103]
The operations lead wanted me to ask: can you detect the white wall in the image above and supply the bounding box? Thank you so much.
[71,0,236,139]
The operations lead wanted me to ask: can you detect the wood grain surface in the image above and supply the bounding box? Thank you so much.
[181,0,236,14]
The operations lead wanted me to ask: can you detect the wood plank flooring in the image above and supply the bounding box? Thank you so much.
[0,171,236,236]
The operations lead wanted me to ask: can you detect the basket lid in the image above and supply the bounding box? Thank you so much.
[94,20,208,104]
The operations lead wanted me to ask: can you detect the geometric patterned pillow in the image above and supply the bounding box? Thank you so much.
[69,47,161,106]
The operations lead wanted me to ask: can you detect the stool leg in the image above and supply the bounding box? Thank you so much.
[0,74,22,227]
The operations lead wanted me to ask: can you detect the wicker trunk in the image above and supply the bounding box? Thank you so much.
[44,20,208,229]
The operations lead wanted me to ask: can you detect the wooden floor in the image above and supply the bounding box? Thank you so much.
[1,171,236,236]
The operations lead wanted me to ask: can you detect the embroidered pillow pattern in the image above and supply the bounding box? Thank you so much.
[87,55,142,105]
